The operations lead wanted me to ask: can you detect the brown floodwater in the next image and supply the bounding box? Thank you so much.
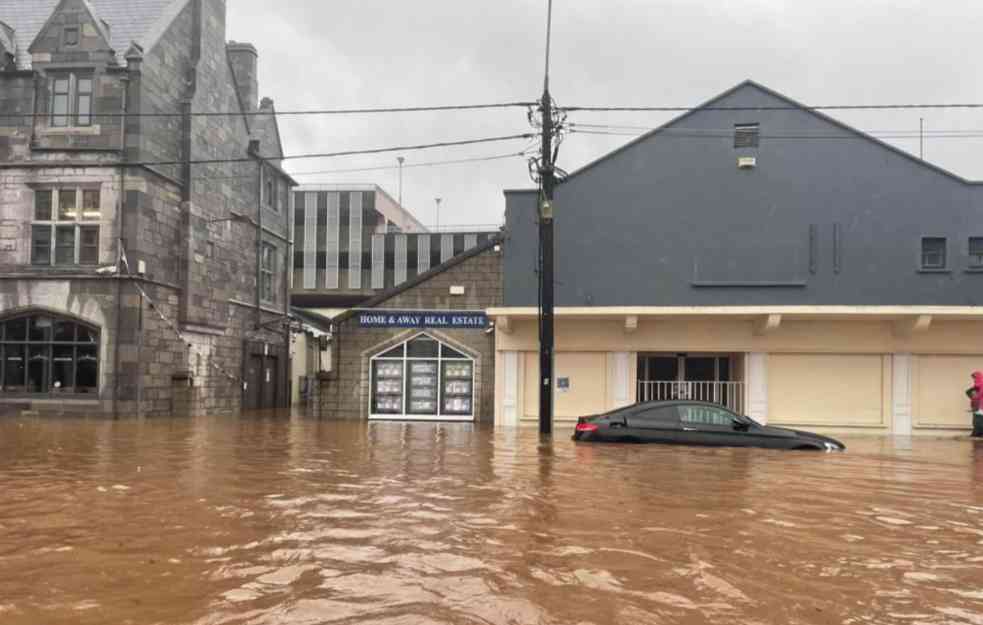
[0,416,981,625]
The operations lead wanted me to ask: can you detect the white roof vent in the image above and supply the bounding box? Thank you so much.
[737,156,757,169]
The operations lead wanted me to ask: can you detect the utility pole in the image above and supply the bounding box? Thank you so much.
[397,156,405,206]
[397,156,405,231]
[538,0,556,436]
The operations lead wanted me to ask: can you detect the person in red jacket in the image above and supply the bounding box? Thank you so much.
[966,371,983,437]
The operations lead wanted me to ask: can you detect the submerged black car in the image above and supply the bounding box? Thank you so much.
[573,401,845,451]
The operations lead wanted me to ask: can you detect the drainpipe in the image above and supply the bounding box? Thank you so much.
[30,73,40,147]
[252,142,262,330]
[113,69,131,419]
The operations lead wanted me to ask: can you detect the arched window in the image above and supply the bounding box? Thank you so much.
[0,312,99,395]
[370,334,474,421]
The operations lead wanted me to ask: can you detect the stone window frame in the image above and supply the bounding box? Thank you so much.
[0,310,100,396]
[363,330,479,421]
[260,242,277,303]
[264,168,279,213]
[49,72,94,128]
[31,187,101,267]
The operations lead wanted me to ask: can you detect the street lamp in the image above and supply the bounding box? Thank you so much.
[434,197,441,232]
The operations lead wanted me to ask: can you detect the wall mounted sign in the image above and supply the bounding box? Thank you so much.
[357,310,489,329]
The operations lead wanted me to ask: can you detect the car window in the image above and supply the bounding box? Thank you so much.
[627,405,679,427]
[678,405,735,427]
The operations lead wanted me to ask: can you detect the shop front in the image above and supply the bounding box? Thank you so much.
[490,307,983,436]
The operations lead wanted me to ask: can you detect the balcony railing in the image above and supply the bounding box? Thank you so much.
[637,381,745,413]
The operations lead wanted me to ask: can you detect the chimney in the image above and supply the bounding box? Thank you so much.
[226,41,258,112]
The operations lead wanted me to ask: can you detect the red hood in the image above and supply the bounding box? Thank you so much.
[973,371,983,384]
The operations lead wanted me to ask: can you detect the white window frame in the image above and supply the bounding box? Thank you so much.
[368,332,475,422]
[31,187,101,266]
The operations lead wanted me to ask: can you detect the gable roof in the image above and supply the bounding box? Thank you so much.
[564,79,982,187]
[28,0,112,55]
[328,233,503,328]
[0,0,184,69]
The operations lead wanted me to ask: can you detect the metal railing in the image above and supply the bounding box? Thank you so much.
[637,381,745,413]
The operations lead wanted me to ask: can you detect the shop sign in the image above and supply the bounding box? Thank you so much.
[358,310,489,329]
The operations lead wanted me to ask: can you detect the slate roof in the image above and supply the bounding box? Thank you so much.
[0,0,185,69]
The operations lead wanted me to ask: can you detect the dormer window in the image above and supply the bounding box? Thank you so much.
[50,74,93,127]
[64,27,79,47]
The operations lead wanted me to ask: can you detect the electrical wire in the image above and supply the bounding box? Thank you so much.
[0,102,536,119]
[570,122,983,136]
[118,133,534,168]
[562,103,983,113]
[191,149,535,182]
[568,128,983,140]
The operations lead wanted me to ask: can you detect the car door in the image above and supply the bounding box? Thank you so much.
[625,405,683,443]
[676,404,750,447]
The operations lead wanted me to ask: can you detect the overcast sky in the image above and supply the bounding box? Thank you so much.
[228,0,983,229]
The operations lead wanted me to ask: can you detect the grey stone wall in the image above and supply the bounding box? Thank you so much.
[0,0,291,417]
[316,245,503,422]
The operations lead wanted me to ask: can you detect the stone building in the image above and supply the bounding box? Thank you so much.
[0,0,294,416]
[311,236,503,422]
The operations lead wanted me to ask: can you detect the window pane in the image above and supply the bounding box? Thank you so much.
[734,124,760,148]
[55,226,76,264]
[3,344,26,392]
[77,78,92,94]
[679,405,734,426]
[407,337,439,358]
[29,316,53,342]
[81,190,100,219]
[5,317,27,341]
[27,345,50,393]
[407,360,438,414]
[77,325,98,344]
[79,226,99,264]
[377,345,404,359]
[58,190,77,220]
[76,95,91,126]
[35,190,53,220]
[970,237,983,267]
[31,226,51,265]
[372,360,403,414]
[441,345,467,359]
[51,345,75,393]
[76,346,98,393]
[53,320,75,342]
[52,94,69,127]
[64,28,79,46]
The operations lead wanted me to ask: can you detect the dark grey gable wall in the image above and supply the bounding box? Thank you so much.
[504,83,983,307]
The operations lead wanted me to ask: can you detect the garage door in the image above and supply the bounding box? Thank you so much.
[768,354,885,427]
[913,355,981,429]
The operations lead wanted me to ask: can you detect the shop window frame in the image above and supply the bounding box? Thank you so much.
[0,311,100,397]
[368,332,475,421]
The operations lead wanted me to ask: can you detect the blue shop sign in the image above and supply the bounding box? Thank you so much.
[357,310,489,329]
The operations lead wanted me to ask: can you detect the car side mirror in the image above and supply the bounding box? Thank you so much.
[732,419,750,432]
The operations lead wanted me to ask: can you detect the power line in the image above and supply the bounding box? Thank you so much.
[123,133,534,168]
[568,128,983,140]
[562,103,983,113]
[1,101,536,120]
[571,122,983,136]
[191,149,535,182]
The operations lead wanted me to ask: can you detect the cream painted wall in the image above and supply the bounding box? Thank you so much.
[519,351,618,423]
[768,354,887,428]
[497,318,983,356]
[912,355,982,429]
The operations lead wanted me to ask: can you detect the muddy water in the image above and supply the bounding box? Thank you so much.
[0,418,981,625]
